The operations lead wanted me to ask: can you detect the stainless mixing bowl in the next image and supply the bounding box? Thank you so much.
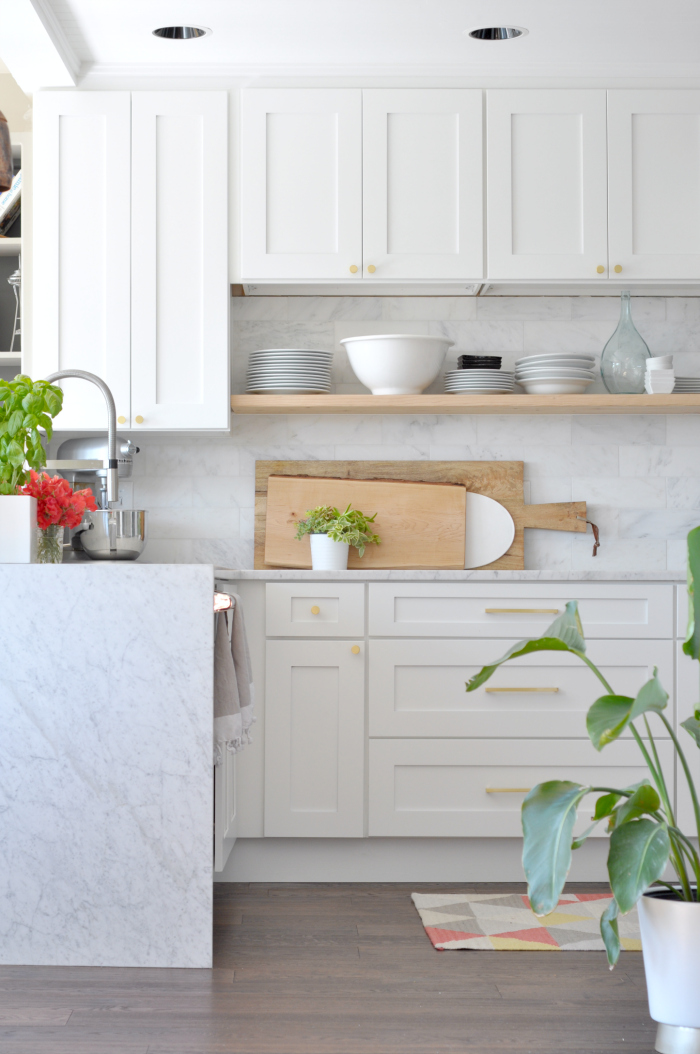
[74,510,147,561]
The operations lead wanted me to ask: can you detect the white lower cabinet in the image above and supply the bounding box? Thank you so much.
[368,739,674,838]
[676,642,700,832]
[264,639,365,837]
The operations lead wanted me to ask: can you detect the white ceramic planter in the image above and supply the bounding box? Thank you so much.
[0,495,37,563]
[638,891,700,1053]
[309,534,349,571]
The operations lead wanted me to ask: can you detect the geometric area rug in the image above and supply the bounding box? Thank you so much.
[411,892,641,951]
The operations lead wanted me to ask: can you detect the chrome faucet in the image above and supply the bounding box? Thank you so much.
[44,370,120,508]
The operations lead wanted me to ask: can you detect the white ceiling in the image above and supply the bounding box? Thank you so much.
[13,0,700,83]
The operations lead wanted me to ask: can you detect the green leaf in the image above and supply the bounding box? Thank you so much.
[684,526,700,660]
[522,780,590,916]
[6,409,23,437]
[21,392,42,415]
[571,820,600,850]
[608,818,670,914]
[44,390,62,417]
[587,669,668,750]
[542,600,587,653]
[466,637,575,692]
[681,711,700,748]
[594,792,621,820]
[614,784,660,826]
[600,897,621,968]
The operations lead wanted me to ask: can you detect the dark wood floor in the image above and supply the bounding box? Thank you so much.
[0,883,654,1054]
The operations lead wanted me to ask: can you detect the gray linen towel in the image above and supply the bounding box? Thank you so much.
[214,593,255,765]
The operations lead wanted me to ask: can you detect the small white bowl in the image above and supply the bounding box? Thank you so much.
[517,378,594,394]
[340,334,453,395]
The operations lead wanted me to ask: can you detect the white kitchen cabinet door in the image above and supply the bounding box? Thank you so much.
[214,747,237,875]
[130,92,229,430]
[32,92,132,430]
[264,640,365,837]
[608,90,700,280]
[240,89,362,281]
[362,89,483,280]
[486,90,608,281]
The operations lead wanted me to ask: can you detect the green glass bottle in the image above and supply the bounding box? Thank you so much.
[600,291,651,394]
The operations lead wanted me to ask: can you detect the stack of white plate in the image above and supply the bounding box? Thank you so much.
[515,354,596,394]
[674,377,700,393]
[444,369,515,394]
[246,349,333,394]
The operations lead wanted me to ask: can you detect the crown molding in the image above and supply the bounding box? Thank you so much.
[29,0,81,82]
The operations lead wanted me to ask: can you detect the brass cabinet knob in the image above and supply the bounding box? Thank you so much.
[135,415,144,424]
[367,264,376,274]
[351,645,360,654]
[311,605,320,615]
[349,265,358,274]
[117,415,126,424]
[596,265,605,274]
[614,264,622,273]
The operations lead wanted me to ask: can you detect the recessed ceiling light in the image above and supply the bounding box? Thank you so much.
[152,26,211,40]
[467,26,528,40]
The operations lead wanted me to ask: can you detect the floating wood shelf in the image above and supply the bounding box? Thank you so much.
[231,393,700,416]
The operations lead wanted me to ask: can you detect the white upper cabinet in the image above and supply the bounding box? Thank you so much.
[486,90,608,281]
[33,92,132,430]
[608,90,700,280]
[131,92,229,430]
[240,89,362,281]
[362,90,483,280]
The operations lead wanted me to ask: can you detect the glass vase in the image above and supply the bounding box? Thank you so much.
[600,291,651,394]
[36,523,64,564]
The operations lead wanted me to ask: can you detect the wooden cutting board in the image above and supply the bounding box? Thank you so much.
[255,461,587,570]
[265,475,468,570]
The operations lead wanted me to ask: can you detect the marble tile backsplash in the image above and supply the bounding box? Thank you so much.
[124,296,700,571]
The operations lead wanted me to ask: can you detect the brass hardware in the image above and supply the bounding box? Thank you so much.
[596,265,605,274]
[135,415,144,424]
[311,605,320,615]
[614,264,622,273]
[484,608,560,615]
[117,415,126,424]
[486,787,531,793]
[367,264,376,274]
[351,645,360,654]
[349,264,358,274]
[485,687,559,693]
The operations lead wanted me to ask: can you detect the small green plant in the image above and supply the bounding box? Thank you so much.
[294,503,381,557]
[0,375,63,495]
[466,526,700,968]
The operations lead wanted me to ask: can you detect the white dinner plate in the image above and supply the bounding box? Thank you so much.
[246,386,332,394]
[516,355,595,367]
[517,379,594,394]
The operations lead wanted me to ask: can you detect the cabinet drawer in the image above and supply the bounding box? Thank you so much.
[369,583,673,639]
[369,638,674,739]
[368,738,674,838]
[266,583,365,637]
[677,585,689,639]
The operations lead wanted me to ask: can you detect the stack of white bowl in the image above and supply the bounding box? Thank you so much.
[645,356,675,395]
[246,349,333,394]
[515,354,596,394]
[674,377,700,393]
[444,369,515,394]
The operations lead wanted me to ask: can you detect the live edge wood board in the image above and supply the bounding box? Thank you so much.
[255,461,587,571]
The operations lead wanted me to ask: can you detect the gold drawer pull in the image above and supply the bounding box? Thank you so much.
[485,608,560,615]
[351,645,360,654]
[485,687,559,693]
[486,787,531,794]
[311,605,320,615]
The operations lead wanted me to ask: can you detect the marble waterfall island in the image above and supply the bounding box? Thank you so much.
[0,564,214,968]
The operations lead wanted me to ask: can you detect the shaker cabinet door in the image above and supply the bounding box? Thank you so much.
[486,89,608,280]
[362,89,483,280]
[32,92,132,430]
[608,90,700,280]
[240,89,362,281]
[264,640,365,837]
[130,92,229,430]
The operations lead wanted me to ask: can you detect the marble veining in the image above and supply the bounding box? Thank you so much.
[0,564,214,968]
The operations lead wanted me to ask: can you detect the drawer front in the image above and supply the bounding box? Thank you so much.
[368,583,673,639]
[368,738,674,837]
[677,585,689,639]
[369,638,674,739]
[266,583,365,637]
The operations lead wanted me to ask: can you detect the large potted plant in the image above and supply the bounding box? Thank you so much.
[0,375,63,562]
[466,528,700,1054]
[294,503,380,570]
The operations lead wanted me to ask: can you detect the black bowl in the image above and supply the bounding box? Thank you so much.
[458,354,502,370]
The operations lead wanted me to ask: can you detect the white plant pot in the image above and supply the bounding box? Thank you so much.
[0,495,37,563]
[638,891,700,1053]
[309,534,349,571]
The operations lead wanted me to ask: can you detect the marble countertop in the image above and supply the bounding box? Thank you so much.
[216,568,686,582]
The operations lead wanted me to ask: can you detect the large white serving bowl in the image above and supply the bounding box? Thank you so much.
[340,334,454,395]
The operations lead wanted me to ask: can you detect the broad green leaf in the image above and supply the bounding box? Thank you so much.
[44,390,62,417]
[600,897,621,968]
[543,600,586,653]
[681,711,700,748]
[522,780,590,916]
[6,409,23,437]
[608,818,670,915]
[594,792,621,820]
[36,413,52,439]
[571,820,600,850]
[615,784,660,826]
[466,637,575,692]
[21,392,42,415]
[6,438,24,468]
[684,526,700,660]
[587,670,668,750]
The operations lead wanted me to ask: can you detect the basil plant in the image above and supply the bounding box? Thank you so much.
[466,527,700,967]
[0,374,63,494]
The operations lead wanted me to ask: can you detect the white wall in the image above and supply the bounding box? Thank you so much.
[63,294,700,572]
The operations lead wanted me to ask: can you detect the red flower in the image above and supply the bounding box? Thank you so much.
[18,470,98,530]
